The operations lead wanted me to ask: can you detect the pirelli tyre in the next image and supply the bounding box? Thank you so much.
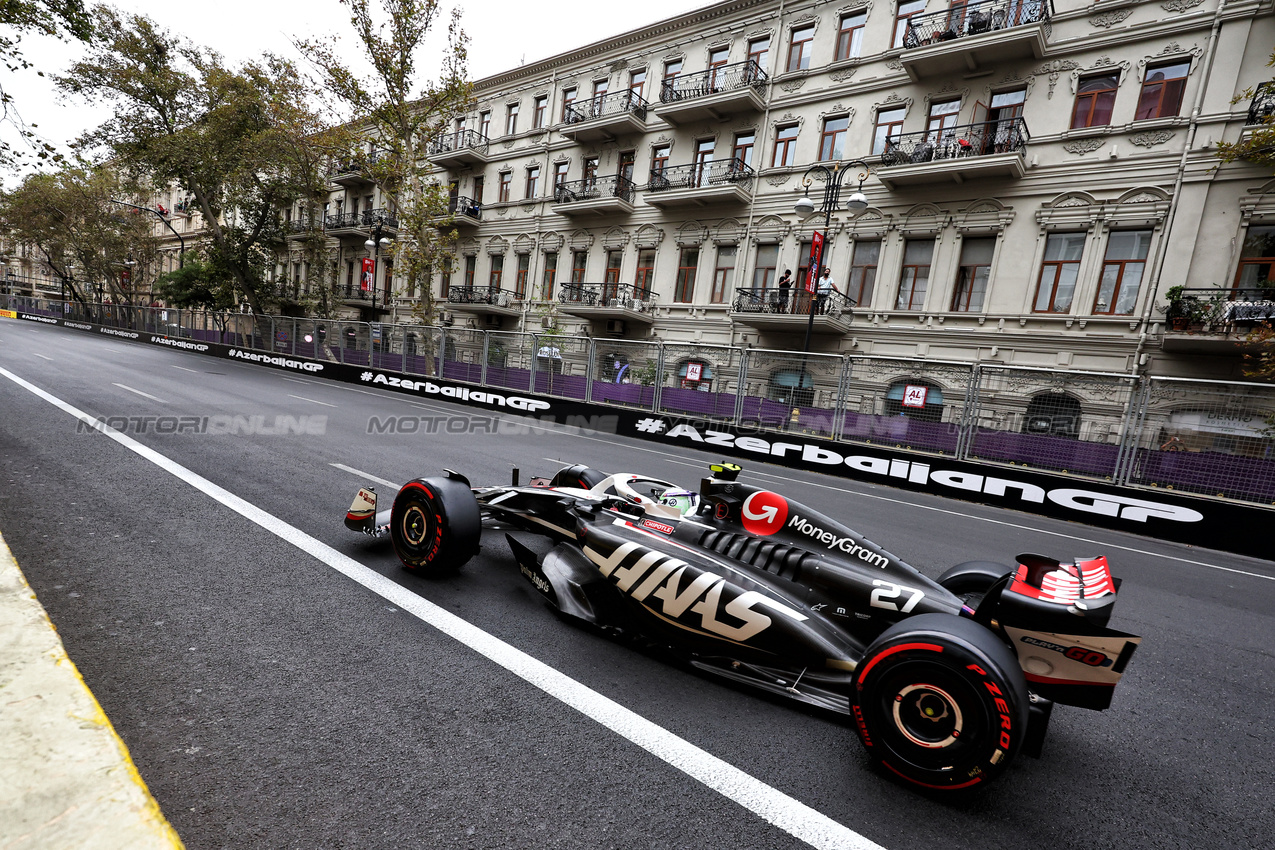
[390,475,481,573]
[853,613,1029,791]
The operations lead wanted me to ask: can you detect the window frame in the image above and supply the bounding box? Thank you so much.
[787,25,815,73]
[873,106,906,155]
[497,172,511,203]
[712,245,736,304]
[1135,61,1190,121]
[895,239,934,311]
[772,124,799,168]
[846,240,880,307]
[524,165,541,199]
[504,102,519,136]
[675,247,699,303]
[819,115,850,161]
[1093,230,1151,315]
[1034,232,1087,313]
[1071,73,1120,129]
[836,12,866,62]
[951,237,996,312]
[893,0,926,49]
[634,248,656,297]
[748,37,770,73]
[532,95,548,129]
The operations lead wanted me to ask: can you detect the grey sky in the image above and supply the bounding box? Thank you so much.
[2,0,705,184]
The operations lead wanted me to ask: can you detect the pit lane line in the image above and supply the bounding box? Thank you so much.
[0,365,885,850]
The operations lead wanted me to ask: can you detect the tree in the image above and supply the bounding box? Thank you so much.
[299,0,474,371]
[1216,51,1274,173]
[54,7,341,315]
[0,0,94,170]
[0,165,154,310]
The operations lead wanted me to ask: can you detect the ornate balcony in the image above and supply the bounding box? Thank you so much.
[1247,82,1275,126]
[337,284,391,313]
[643,158,755,209]
[1161,286,1275,353]
[426,129,490,167]
[875,119,1029,189]
[444,286,523,318]
[730,287,854,334]
[655,60,767,126]
[433,196,482,228]
[324,208,399,237]
[560,91,650,142]
[328,151,384,187]
[552,175,635,216]
[556,282,657,324]
[284,216,324,240]
[899,0,1052,82]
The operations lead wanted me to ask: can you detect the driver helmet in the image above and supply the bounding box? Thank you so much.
[658,488,700,516]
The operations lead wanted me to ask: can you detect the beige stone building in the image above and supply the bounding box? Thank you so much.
[310,0,1273,384]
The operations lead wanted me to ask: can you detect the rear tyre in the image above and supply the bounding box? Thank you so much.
[390,475,481,573]
[853,613,1028,791]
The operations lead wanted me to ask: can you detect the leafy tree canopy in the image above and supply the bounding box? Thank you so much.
[1216,51,1275,173]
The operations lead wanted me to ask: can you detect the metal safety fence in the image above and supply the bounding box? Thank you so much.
[6,293,1273,507]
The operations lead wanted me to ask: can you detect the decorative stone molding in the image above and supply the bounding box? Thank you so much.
[749,214,791,244]
[609,58,629,73]
[1063,139,1105,155]
[520,204,537,215]
[568,229,595,250]
[1088,9,1133,28]
[513,234,536,255]
[1129,130,1175,147]
[485,236,509,255]
[633,224,665,249]
[1137,43,1204,82]
[884,59,903,71]
[602,227,630,250]
[713,218,743,245]
[829,66,858,82]
[765,173,792,188]
[675,221,708,246]
[1161,0,1205,10]
[779,75,808,93]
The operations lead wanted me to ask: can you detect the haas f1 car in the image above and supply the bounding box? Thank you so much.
[344,462,1141,791]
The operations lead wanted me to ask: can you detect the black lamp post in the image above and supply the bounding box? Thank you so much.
[364,220,393,330]
[110,198,185,268]
[793,159,871,356]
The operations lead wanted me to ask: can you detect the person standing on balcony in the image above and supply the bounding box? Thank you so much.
[816,267,839,314]
[776,269,792,312]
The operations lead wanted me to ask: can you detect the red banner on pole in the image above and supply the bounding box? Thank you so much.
[805,230,824,294]
[360,258,375,292]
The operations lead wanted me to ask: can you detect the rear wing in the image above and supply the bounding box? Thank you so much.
[988,554,1141,711]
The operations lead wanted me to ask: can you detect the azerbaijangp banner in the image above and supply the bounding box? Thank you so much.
[6,308,1269,559]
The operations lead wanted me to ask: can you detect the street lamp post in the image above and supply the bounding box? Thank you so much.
[110,198,185,268]
[793,159,871,356]
[364,221,393,339]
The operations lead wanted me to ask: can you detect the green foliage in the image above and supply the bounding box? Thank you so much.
[1216,51,1275,173]
[0,165,153,307]
[298,0,474,328]
[0,0,95,169]
[54,7,340,313]
[153,255,230,309]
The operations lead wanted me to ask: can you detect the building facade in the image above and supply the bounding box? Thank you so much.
[324,0,1275,385]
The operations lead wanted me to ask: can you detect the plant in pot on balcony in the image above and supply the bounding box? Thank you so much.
[1164,285,1193,330]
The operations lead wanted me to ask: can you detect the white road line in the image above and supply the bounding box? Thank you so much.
[282,377,320,385]
[112,383,166,403]
[33,353,53,361]
[288,394,337,408]
[0,365,884,850]
[171,365,199,373]
[329,463,401,491]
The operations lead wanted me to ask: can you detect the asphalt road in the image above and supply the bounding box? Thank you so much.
[1,320,1272,850]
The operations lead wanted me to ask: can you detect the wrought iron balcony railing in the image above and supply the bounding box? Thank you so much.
[446,196,482,219]
[659,60,767,104]
[1165,287,1275,327]
[879,118,1029,166]
[446,286,519,307]
[558,282,656,310]
[646,158,755,192]
[731,287,854,317]
[903,0,1052,48]
[427,129,490,157]
[564,90,650,124]
[553,175,635,205]
[1248,82,1275,126]
[323,208,399,230]
[328,150,385,178]
[286,216,323,233]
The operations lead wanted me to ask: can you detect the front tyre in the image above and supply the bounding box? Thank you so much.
[390,475,481,573]
[853,614,1028,791]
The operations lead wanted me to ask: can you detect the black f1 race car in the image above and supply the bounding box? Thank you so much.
[344,462,1140,791]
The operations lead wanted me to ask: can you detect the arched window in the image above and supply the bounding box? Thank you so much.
[1023,393,1081,438]
[884,380,945,423]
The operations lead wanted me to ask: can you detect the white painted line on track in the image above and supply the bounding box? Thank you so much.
[329,463,401,491]
[112,383,166,403]
[282,377,320,385]
[0,365,885,850]
[171,365,199,373]
[288,394,337,408]
[33,353,53,361]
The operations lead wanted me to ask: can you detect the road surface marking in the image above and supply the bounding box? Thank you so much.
[171,365,199,373]
[329,463,400,491]
[288,394,337,408]
[33,353,54,361]
[0,365,886,850]
[112,383,166,403]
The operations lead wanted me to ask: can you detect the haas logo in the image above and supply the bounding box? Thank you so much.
[741,491,788,536]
